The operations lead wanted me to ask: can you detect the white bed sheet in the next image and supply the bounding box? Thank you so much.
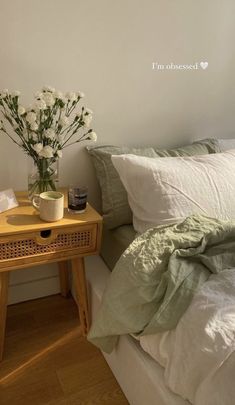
[139,268,235,405]
[85,255,190,405]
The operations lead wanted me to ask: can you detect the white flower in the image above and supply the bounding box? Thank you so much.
[57,95,68,105]
[58,133,65,143]
[0,87,97,161]
[35,91,43,99]
[26,111,37,124]
[18,105,26,115]
[12,90,20,97]
[83,114,92,127]
[43,92,55,107]
[54,91,63,99]
[32,133,38,141]
[39,145,54,158]
[42,86,55,93]
[44,128,55,139]
[66,92,76,101]
[2,89,8,98]
[42,92,55,107]
[32,143,43,154]
[59,116,69,127]
[77,91,84,98]
[89,131,97,142]
[60,97,67,105]
[30,122,38,131]
[34,99,47,111]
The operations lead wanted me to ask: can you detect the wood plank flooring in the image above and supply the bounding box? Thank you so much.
[0,295,129,404]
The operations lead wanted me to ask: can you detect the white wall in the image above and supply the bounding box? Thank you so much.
[0,0,234,303]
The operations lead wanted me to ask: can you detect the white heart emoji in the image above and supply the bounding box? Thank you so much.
[200,61,208,70]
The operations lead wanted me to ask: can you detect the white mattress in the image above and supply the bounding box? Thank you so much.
[85,255,190,405]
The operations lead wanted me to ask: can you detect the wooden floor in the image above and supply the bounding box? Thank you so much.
[0,295,129,405]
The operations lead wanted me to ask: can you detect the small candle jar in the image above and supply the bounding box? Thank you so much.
[68,185,88,214]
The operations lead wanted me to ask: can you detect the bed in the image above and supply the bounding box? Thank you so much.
[86,255,190,405]
[85,138,235,405]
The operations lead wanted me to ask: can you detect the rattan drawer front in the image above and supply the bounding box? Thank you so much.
[0,225,96,261]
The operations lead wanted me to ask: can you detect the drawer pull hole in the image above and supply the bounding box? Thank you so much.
[40,230,52,239]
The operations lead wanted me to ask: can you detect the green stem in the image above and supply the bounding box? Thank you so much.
[0,128,21,146]
[28,158,58,198]
[63,133,90,148]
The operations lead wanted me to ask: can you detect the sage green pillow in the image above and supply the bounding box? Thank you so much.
[87,139,220,229]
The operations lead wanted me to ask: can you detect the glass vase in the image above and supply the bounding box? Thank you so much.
[28,157,59,200]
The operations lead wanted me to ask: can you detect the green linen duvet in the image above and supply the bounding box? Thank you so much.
[88,215,235,353]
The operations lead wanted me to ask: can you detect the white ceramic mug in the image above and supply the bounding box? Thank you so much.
[33,191,64,222]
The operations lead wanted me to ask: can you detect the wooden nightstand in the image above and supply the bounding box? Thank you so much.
[0,190,102,361]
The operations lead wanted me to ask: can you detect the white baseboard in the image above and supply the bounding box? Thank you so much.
[9,275,60,304]
[7,257,97,305]
[8,263,61,305]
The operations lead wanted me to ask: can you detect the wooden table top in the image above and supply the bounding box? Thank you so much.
[0,190,102,237]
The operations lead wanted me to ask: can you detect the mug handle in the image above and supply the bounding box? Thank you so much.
[32,195,40,210]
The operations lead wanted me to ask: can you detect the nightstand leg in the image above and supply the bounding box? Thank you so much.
[58,261,70,298]
[0,272,9,361]
[71,257,90,336]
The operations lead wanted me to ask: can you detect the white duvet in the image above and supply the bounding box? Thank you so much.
[139,268,235,405]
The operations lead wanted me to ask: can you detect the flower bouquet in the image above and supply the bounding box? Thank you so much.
[0,86,97,199]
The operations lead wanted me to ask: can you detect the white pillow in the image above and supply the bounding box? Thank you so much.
[111,151,235,234]
[218,138,235,151]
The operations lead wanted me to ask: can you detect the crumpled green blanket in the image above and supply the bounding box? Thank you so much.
[88,215,235,353]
